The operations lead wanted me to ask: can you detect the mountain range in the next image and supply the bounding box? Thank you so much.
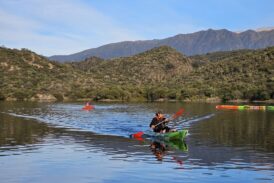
[49,28,274,62]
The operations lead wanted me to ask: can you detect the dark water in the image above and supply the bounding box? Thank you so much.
[0,101,274,183]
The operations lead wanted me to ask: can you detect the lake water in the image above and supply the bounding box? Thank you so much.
[0,101,273,183]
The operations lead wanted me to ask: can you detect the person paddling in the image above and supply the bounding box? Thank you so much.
[149,111,176,133]
[82,101,94,110]
[85,101,91,106]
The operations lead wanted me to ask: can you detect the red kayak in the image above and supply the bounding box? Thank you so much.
[82,104,94,111]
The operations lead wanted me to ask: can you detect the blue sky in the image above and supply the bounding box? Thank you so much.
[0,0,273,56]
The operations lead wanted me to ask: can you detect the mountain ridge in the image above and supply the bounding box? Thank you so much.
[49,28,274,62]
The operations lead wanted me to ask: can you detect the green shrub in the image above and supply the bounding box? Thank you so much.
[0,92,5,100]
[13,90,30,100]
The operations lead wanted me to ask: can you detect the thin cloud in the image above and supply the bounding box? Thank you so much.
[0,0,142,56]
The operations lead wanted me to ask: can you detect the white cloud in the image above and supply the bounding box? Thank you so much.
[0,0,142,56]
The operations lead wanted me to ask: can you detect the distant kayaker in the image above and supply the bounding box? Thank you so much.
[82,101,94,110]
[150,111,176,133]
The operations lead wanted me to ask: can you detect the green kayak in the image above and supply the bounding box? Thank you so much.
[131,129,188,141]
[163,139,188,152]
[154,129,188,141]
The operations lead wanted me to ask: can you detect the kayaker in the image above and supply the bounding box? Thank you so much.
[150,111,175,133]
[85,101,92,106]
[82,101,94,110]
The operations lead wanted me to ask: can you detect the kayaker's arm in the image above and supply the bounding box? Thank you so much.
[154,118,169,127]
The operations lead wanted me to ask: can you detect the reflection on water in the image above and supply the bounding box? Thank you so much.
[192,110,274,151]
[0,101,274,183]
[150,140,188,162]
[150,141,167,161]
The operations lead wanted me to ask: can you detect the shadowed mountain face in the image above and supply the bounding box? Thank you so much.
[49,29,274,62]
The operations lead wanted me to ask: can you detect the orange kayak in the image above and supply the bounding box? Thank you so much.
[216,105,240,110]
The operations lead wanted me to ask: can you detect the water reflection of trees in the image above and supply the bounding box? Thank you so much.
[0,114,50,146]
[193,111,274,151]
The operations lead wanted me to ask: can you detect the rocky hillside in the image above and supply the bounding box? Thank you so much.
[0,47,97,101]
[186,47,274,101]
[50,29,274,62]
[69,46,274,101]
[1,46,273,102]
[73,46,192,85]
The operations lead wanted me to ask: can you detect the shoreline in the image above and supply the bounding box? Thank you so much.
[2,97,274,104]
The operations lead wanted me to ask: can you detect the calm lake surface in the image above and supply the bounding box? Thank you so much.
[0,101,273,183]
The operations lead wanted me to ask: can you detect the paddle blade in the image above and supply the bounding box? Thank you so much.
[132,131,144,138]
[133,136,144,141]
[172,108,184,119]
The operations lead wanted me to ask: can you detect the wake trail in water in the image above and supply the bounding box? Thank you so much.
[2,104,151,137]
[171,113,215,129]
[2,104,215,138]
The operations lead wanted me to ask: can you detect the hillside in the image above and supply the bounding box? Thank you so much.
[69,46,274,101]
[1,46,273,102]
[190,49,253,67]
[185,47,274,101]
[75,46,192,84]
[49,29,274,62]
[68,46,193,100]
[0,47,97,101]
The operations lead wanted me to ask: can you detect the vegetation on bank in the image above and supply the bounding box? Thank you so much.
[0,46,273,102]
